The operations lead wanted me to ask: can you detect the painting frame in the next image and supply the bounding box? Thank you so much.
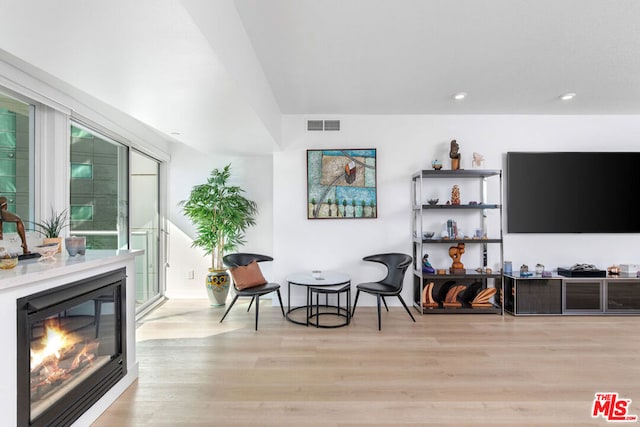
[307,148,377,219]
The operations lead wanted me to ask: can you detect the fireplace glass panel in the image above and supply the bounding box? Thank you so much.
[29,288,117,421]
[17,268,126,427]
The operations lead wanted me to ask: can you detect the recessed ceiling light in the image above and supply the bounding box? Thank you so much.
[560,93,576,101]
[453,92,467,100]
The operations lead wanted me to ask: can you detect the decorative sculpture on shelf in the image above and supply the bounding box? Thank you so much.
[421,282,438,308]
[443,285,466,307]
[422,254,435,274]
[0,196,29,254]
[472,152,485,168]
[449,242,465,272]
[449,139,460,170]
[451,185,461,205]
[470,288,497,307]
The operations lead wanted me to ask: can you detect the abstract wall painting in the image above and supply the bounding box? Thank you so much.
[307,149,377,219]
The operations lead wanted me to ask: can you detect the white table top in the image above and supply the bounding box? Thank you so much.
[286,271,350,286]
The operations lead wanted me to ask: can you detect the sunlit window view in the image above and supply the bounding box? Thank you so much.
[69,124,128,250]
[0,92,33,233]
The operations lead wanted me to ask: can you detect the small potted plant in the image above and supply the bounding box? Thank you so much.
[32,208,69,253]
[180,164,258,306]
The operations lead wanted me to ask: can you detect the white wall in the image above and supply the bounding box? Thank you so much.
[274,114,640,306]
[166,142,274,298]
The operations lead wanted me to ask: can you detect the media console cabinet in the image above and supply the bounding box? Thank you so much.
[504,273,640,315]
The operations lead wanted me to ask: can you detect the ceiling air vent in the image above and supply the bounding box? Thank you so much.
[307,120,324,131]
[324,120,340,131]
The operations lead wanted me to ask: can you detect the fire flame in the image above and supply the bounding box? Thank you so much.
[31,322,81,371]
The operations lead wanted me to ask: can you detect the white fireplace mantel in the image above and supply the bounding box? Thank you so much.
[0,249,142,427]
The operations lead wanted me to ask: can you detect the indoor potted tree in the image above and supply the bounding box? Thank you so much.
[180,164,258,306]
[32,208,69,253]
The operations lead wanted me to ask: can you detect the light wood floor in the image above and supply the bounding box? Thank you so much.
[93,298,640,426]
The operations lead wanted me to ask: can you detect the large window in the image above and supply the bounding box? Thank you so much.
[69,124,128,250]
[0,91,33,233]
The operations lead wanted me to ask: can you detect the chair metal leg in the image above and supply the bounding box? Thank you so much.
[352,290,361,316]
[254,295,260,330]
[247,296,255,312]
[376,294,382,331]
[315,290,320,328]
[347,288,351,324]
[397,295,416,322]
[306,287,311,326]
[276,290,285,317]
[220,294,240,323]
[381,296,389,312]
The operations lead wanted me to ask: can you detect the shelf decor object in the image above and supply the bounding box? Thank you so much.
[449,140,461,170]
[307,149,377,219]
[449,242,465,272]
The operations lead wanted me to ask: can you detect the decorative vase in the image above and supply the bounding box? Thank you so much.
[206,268,231,306]
[65,236,86,256]
[43,237,62,254]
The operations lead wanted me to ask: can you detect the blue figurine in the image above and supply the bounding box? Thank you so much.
[422,254,435,274]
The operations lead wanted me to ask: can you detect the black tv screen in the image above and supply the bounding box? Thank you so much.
[506,152,640,233]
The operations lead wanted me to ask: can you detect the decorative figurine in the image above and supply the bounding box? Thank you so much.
[520,264,532,277]
[449,242,465,272]
[0,196,29,254]
[472,152,485,168]
[422,254,435,274]
[451,185,461,205]
[449,140,461,170]
[431,160,443,170]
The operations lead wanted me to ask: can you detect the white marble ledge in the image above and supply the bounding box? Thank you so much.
[0,249,144,291]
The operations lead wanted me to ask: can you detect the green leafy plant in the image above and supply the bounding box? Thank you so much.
[180,164,258,270]
[32,208,69,238]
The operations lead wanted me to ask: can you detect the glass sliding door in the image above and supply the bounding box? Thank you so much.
[130,150,162,308]
[69,124,128,250]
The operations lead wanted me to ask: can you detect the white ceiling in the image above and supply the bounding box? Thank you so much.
[1,0,639,154]
[234,0,640,114]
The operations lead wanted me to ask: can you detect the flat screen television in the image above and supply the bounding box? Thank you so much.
[506,152,640,233]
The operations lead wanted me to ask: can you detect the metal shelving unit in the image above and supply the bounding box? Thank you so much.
[411,169,503,314]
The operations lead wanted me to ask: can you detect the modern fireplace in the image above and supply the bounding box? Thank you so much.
[16,268,127,427]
